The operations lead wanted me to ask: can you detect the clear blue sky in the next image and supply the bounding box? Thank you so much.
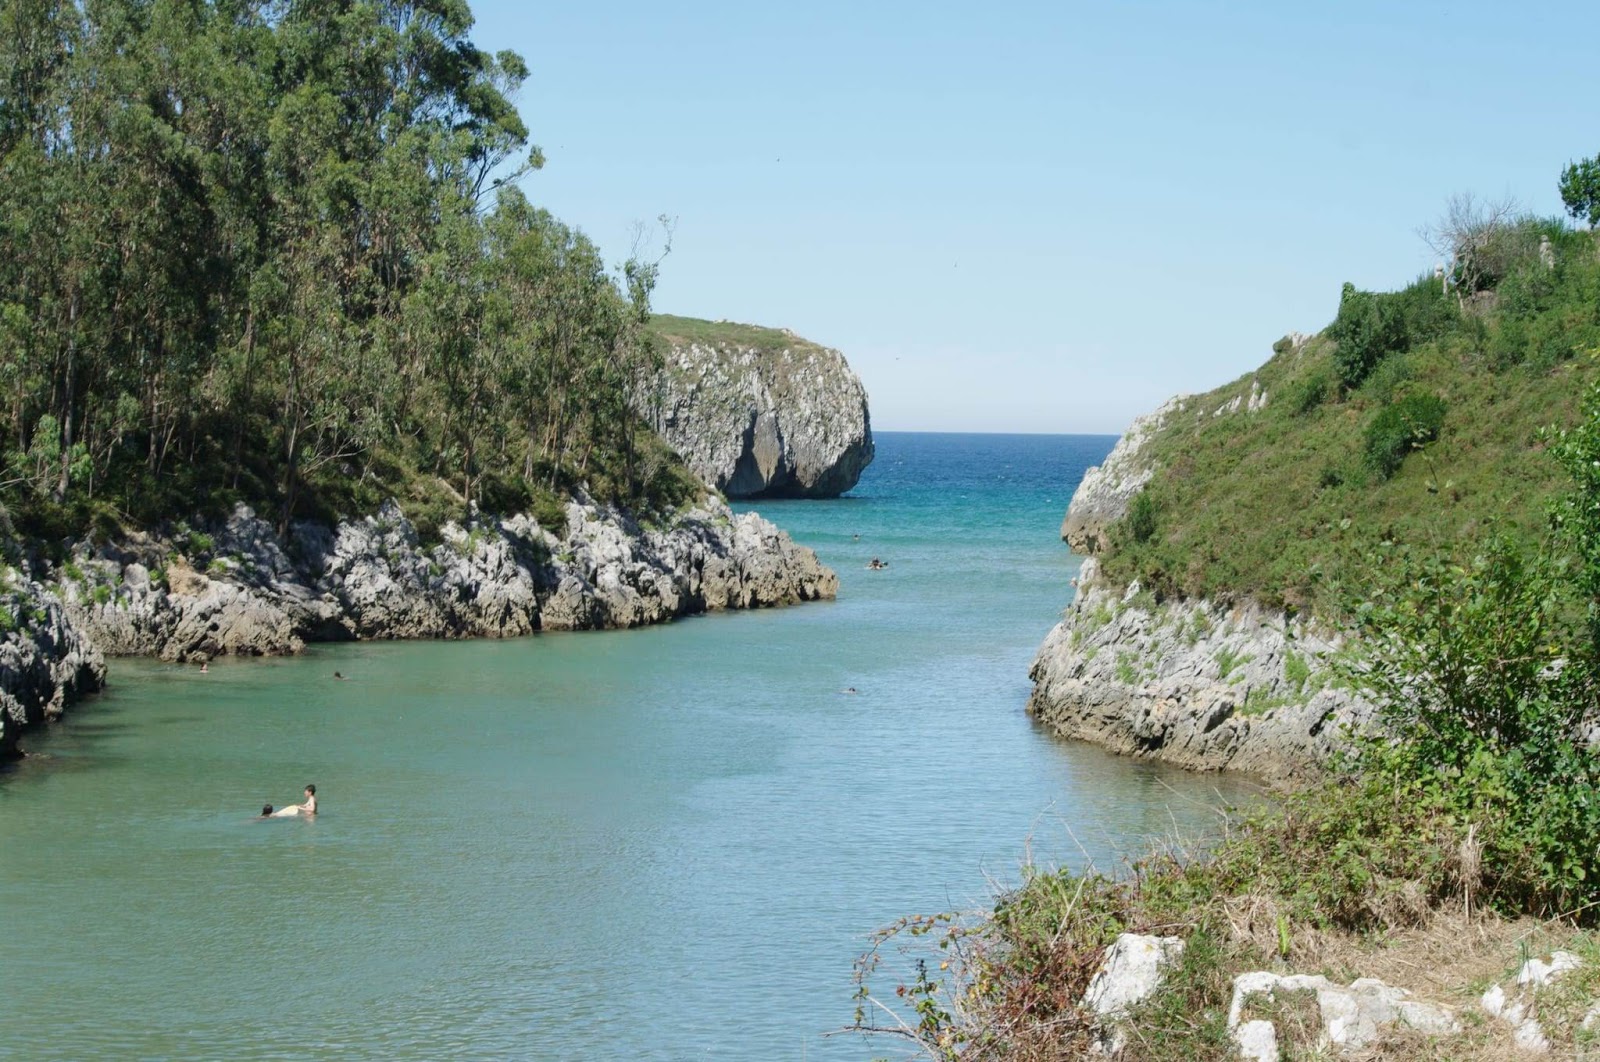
[468,0,1594,433]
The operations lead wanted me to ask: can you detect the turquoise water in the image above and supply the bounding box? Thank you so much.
[0,432,1256,1060]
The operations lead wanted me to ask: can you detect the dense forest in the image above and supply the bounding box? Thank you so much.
[0,0,696,547]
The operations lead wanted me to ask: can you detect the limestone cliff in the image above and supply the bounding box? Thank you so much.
[1059,395,1185,553]
[0,572,106,758]
[1027,561,1371,780]
[0,496,834,754]
[1034,385,1370,778]
[641,316,873,498]
[61,497,836,662]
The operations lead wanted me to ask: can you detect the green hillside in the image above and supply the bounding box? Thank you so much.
[1099,221,1600,615]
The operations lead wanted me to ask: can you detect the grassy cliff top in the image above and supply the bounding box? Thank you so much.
[647,314,831,357]
[1097,223,1600,615]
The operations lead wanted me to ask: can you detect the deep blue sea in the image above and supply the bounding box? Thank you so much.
[0,432,1256,1060]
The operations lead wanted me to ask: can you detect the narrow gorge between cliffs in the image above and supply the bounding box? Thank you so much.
[0,432,1258,1061]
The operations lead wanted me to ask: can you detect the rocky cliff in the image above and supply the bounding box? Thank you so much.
[1060,396,1185,553]
[2,495,833,754]
[1034,383,1371,778]
[60,496,836,662]
[0,573,106,758]
[642,316,873,498]
[1027,561,1371,779]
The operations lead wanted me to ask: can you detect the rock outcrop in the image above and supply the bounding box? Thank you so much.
[1027,561,1371,778]
[641,317,873,498]
[1228,970,1459,1058]
[1060,395,1185,553]
[61,497,837,664]
[1038,383,1369,777]
[0,572,106,757]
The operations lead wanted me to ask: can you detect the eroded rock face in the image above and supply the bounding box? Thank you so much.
[1060,395,1185,553]
[641,329,873,498]
[0,573,106,757]
[62,498,836,663]
[1026,560,1372,778]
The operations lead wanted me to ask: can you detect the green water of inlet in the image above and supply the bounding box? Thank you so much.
[0,433,1260,1060]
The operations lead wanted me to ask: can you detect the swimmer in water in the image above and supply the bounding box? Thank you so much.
[271,784,317,818]
[333,671,346,680]
[258,804,274,818]
[841,687,858,695]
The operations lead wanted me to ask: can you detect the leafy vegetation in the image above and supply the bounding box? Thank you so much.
[0,0,701,549]
[1100,219,1600,613]
[1362,392,1446,478]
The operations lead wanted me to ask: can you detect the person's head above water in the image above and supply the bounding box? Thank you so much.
[304,784,315,796]
[261,804,273,816]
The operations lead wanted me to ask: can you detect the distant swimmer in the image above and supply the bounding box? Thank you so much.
[333,671,346,680]
[257,804,274,819]
[866,558,889,570]
[271,784,317,818]
[199,661,209,673]
[841,687,859,695]
[852,533,860,541]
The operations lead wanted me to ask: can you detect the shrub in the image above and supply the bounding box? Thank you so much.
[1288,370,1328,415]
[1327,277,1459,390]
[1126,490,1157,545]
[1363,393,1446,478]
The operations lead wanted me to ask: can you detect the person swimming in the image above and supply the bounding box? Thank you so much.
[270,784,317,818]
[333,671,346,680]
[259,804,274,817]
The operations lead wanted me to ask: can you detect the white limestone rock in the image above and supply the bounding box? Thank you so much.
[640,324,873,498]
[1228,971,1458,1055]
[1233,1019,1280,1062]
[1084,933,1185,1021]
[1028,560,1373,778]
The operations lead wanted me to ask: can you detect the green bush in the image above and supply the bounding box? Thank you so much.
[1347,383,1600,914]
[1288,370,1329,415]
[1328,277,1459,390]
[1363,393,1446,478]
[1126,490,1157,544]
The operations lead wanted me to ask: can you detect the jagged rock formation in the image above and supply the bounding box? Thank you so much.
[642,316,873,498]
[1037,382,1369,777]
[1059,395,1185,552]
[60,498,837,665]
[0,573,106,757]
[1027,561,1371,778]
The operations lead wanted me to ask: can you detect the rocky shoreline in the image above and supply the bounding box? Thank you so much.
[1027,561,1370,780]
[1030,390,1367,778]
[1,495,836,756]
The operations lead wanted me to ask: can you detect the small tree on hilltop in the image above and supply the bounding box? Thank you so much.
[1559,155,1600,228]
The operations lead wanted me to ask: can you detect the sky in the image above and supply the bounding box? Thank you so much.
[467,0,1595,433]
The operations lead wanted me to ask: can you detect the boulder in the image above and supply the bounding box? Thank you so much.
[1081,933,1184,1054]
